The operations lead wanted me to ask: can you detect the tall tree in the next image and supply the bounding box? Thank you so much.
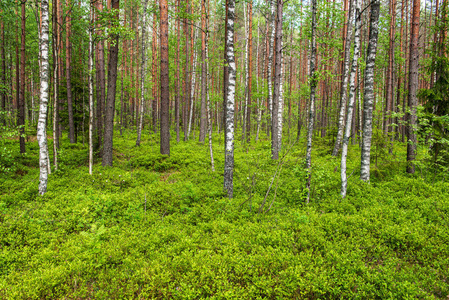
[88,0,94,174]
[37,0,51,195]
[199,0,207,143]
[332,0,354,156]
[341,0,361,198]
[102,0,120,167]
[136,0,149,147]
[246,0,253,143]
[267,0,275,136]
[224,0,236,198]
[160,0,170,155]
[271,0,283,159]
[360,0,381,181]
[305,0,317,203]
[18,0,26,153]
[406,0,421,173]
[95,0,106,151]
[184,0,190,141]
[66,0,75,143]
[384,0,396,135]
[1,15,6,126]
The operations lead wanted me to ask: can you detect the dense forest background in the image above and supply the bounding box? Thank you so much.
[1,0,449,297]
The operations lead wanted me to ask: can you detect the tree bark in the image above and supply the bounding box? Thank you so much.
[199,0,207,143]
[384,0,396,135]
[1,17,6,126]
[37,0,50,195]
[406,0,421,173]
[95,0,105,151]
[102,0,120,167]
[18,0,26,154]
[246,1,253,143]
[89,2,94,174]
[360,0,381,181]
[267,0,276,137]
[160,0,170,155]
[272,0,283,160]
[341,0,361,198]
[66,0,75,143]
[305,0,317,204]
[332,0,354,156]
[136,0,149,147]
[176,0,181,142]
[224,0,236,198]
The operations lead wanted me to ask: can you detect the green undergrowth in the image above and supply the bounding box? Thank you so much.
[0,129,448,299]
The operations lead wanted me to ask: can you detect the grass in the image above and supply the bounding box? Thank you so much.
[1,128,448,299]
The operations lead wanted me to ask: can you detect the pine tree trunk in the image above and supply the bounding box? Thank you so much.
[224,0,236,198]
[95,0,105,152]
[205,3,214,171]
[305,0,317,204]
[341,0,361,198]
[160,0,170,155]
[1,17,6,126]
[246,1,253,143]
[18,0,26,154]
[184,0,190,141]
[333,0,354,156]
[360,0,381,181]
[37,0,50,195]
[406,0,421,173]
[102,0,120,167]
[176,0,181,143]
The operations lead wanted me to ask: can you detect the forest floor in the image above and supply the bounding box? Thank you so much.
[1,129,448,299]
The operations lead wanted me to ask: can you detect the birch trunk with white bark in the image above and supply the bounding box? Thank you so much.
[37,0,50,195]
[333,0,354,156]
[224,0,236,198]
[360,0,380,181]
[305,0,317,204]
[341,0,361,198]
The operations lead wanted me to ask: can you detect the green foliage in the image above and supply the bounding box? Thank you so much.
[0,130,448,298]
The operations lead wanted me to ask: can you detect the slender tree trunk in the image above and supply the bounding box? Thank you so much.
[37,0,50,195]
[137,0,149,146]
[406,0,421,173]
[333,0,354,156]
[18,0,26,154]
[66,0,75,143]
[224,0,236,198]
[272,0,283,159]
[305,0,317,203]
[95,1,105,152]
[152,9,157,134]
[360,0,381,181]
[267,0,276,137]
[199,0,207,143]
[341,0,361,198]
[188,28,198,138]
[184,0,190,141]
[176,0,181,142]
[102,0,120,167]
[88,4,94,175]
[384,0,396,136]
[205,2,214,171]
[246,1,253,143]
[1,17,6,126]
[160,0,170,155]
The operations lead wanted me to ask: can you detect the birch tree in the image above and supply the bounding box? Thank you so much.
[37,0,50,195]
[224,0,236,198]
[88,4,94,175]
[136,0,149,147]
[332,0,354,157]
[305,0,317,203]
[272,0,283,159]
[267,0,275,134]
[360,0,380,181]
[341,0,361,198]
